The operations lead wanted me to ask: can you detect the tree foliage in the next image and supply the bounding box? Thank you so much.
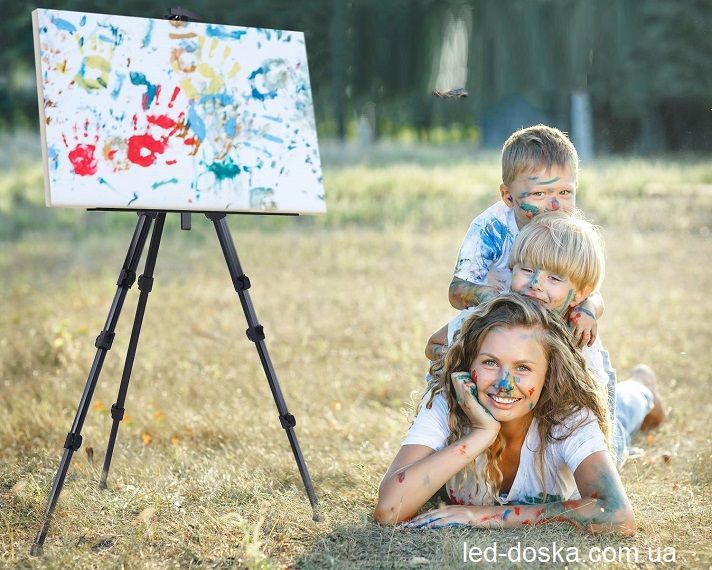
[2,0,710,150]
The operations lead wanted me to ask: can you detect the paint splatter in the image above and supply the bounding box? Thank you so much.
[68,144,97,175]
[127,134,168,167]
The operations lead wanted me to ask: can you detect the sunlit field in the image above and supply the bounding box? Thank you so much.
[1,138,711,568]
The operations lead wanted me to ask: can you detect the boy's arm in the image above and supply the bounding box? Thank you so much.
[425,324,449,360]
[569,291,605,348]
[583,291,605,319]
[448,276,499,310]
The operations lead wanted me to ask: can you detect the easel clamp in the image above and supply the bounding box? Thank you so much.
[246,325,265,342]
[95,330,116,350]
[63,432,83,451]
[234,274,251,291]
[280,413,296,429]
[110,404,125,421]
[117,269,136,289]
[138,275,154,292]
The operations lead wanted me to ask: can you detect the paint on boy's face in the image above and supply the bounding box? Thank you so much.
[504,165,576,228]
[511,264,580,316]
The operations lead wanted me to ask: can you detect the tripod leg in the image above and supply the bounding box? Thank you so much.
[100,212,166,490]
[206,213,321,522]
[31,212,155,556]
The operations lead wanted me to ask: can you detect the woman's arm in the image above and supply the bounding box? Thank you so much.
[406,451,635,536]
[374,429,496,524]
[375,374,501,524]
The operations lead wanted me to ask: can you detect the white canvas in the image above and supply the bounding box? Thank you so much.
[32,9,326,214]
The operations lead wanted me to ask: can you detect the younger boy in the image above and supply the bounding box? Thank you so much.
[428,212,666,465]
[449,124,602,348]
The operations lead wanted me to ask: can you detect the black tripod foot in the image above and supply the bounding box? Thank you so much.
[312,509,323,522]
[30,543,43,557]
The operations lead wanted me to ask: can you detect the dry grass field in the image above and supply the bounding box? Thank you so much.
[1,141,711,568]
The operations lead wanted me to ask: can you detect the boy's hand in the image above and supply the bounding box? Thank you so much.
[568,301,598,348]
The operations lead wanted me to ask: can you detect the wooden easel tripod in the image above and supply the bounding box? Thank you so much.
[30,211,321,555]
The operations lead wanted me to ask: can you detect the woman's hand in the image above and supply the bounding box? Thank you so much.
[404,505,474,529]
[450,372,501,436]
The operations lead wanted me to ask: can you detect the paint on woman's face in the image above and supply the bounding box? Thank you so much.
[496,369,515,394]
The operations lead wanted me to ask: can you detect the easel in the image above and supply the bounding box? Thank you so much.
[31,7,320,555]
[31,211,321,555]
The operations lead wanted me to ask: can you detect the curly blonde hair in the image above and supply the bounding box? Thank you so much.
[424,293,610,502]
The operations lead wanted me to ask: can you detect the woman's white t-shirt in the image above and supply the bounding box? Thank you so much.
[402,392,609,506]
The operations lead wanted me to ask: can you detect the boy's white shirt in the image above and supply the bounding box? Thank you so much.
[454,201,519,292]
[403,391,608,505]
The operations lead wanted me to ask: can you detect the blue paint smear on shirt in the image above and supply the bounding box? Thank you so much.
[473,218,509,281]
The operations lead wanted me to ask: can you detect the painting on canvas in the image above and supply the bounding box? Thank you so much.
[32,9,325,214]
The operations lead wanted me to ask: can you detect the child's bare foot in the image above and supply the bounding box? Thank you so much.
[630,364,666,430]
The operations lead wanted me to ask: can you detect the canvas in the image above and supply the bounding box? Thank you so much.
[32,9,326,214]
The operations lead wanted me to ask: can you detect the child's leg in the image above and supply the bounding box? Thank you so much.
[613,364,666,467]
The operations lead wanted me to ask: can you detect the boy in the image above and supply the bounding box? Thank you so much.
[428,212,666,464]
[449,124,603,348]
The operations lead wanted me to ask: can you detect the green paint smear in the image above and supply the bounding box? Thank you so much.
[533,176,560,185]
[520,203,540,216]
[151,177,178,190]
[557,289,575,315]
[208,159,240,181]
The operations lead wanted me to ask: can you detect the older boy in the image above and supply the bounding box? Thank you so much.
[449,124,603,348]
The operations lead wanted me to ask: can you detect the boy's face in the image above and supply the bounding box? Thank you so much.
[511,263,587,315]
[500,164,577,229]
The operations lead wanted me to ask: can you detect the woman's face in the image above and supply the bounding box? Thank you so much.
[470,325,548,421]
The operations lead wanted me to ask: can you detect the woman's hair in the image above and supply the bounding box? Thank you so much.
[424,293,610,502]
[509,210,605,294]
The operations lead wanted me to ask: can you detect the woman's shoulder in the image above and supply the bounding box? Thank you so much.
[549,407,602,439]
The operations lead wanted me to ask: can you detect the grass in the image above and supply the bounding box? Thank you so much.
[1,138,711,568]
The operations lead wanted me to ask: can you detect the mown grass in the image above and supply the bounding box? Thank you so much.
[1,137,711,568]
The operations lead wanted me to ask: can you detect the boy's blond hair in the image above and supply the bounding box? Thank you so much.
[501,124,579,186]
[509,211,604,293]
